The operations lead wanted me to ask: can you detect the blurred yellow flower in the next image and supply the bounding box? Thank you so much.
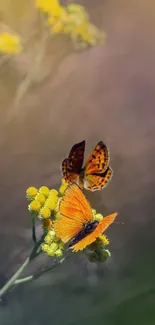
[98,235,110,246]
[44,233,54,245]
[28,200,41,213]
[92,209,96,216]
[59,179,68,195]
[39,186,50,197]
[40,207,51,219]
[0,32,22,55]
[94,213,103,222]
[52,21,64,34]
[49,189,58,197]
[35,193,46,206]
[42,243,49,252]
[48,242,59,255]
[55,248,63,257]
[45,197,58,211]
[36,0,64,16]
[58,241,65,250]
[67,4,87,18]
[45,229,56,242]
[48,16,58,25]
[26,187,38,200]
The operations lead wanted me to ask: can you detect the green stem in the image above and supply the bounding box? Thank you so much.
[0,257,30,299]
[32,217,37,243]
[14,275,33,284]
[0,234,46,299]
[14,256,70,285]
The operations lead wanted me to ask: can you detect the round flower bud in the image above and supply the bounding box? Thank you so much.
[94,213,103,222]
[45,197,58,211]
[28,200,41,213]
[40,207,51,219]
[39,186,50,197]
[26,187,38,201]
[49,189,58,197]
[35,193,46,206]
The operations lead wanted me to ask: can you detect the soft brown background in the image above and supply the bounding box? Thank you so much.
[0,0,155,324]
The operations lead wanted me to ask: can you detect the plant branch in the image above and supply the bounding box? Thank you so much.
[0,234,46,299]
[14,256,70,285]
[0,257,30,299]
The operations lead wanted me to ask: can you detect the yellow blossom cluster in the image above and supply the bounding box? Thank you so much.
[36,0,105,49]
[0,32,22,55]
[42,229,64,257]
[26,186,59,219]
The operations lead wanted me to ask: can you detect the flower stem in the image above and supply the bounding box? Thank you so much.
[14,275,33,284]
[32,217,37,244]
[0,234,46,299]
[0,257,30,299]
[14,256,70,286]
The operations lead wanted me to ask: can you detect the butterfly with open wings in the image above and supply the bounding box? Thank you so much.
[54,183,117,252]
[61,140,113,191]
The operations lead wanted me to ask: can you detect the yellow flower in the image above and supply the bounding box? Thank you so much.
[0,32,22,55]
[45,197,58,211]
[40,207,51,219]
[42,243,49,252]
[52,21,64,34]
[98,235,110,246]
[28,200,41,213]
[94,213,103,222]
[48,16,58,26]
[45,229,56,242]
[26,187,38,200]
[48,10,69,26]
[35,193,46,206]
[67,4,87,18]
[44,230,56,244]
[59,179,68,195]
[55,248,63,257]
[48,242,59,255]
[50,242,59,250]
[49,189,58,197]
[39,186,50,197]
[92,209,96,216]
[58,241,65,250]
[36,0,64,16]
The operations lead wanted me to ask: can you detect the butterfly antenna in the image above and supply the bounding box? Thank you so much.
[113,221,124,225]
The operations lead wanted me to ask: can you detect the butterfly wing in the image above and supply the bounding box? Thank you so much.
[61,141,85,184]
[84,166,113,191]
[70,212,117,252]
[84,141,110,175]
[54,183,93,243]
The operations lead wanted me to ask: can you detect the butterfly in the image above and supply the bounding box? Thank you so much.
[61,140,113,191]
[54,183,117,252]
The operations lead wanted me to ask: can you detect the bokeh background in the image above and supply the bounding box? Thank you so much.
[0,0,155,324]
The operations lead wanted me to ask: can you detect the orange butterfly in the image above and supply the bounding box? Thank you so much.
[61,140,113,191]
[54,183,117,252]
